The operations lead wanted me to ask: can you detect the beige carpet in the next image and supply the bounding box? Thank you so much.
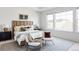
[0,37,77,51]
[0,40,26,51]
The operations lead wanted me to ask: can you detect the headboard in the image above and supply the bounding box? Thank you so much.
[12,20,33,27]
[12,20,33,38]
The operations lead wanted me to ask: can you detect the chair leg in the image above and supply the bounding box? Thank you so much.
[51,40,55,45]
[43,40,46,46]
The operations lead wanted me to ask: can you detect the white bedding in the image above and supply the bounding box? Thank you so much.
[14,31,29,40]
[29,31,43,39]
[14,30,43,45]
[14,31,29,45]
[17,34,27,45]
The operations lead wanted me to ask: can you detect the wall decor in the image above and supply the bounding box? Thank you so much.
[19,14,23,19]
[19,14,28,20]
[24,15,28,19]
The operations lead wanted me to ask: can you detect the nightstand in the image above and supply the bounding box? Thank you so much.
[0,31,12,41]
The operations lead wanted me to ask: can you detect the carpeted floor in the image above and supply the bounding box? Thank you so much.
[0,40,26,51]
[0,37,78,51]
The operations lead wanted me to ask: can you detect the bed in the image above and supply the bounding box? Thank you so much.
[12,20,43,46]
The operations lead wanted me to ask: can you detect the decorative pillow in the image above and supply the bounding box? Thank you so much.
[20,26,32,31]
[14,26,34,32]
[25,27,30,30]
[20,27,26,31]
[25,26,34,31]
[14,26,21,32]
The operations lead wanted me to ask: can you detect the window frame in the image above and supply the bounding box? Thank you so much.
[46,14,54,29]
[54,10,73,32]
[76,9,79,32]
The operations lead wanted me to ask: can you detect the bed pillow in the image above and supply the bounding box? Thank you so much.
[20,27,26,31]
[14,26,21,32]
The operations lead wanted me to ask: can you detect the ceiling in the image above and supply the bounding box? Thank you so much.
[31,7,78,12]
[32,7,54,12]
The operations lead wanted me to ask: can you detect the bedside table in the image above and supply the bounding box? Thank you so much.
[0,31,12,41]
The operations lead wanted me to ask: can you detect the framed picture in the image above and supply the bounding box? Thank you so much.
[19,14,28,20]
[24,15,28,19]
[19,14,23,19]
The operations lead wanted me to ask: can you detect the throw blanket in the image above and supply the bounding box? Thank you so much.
[14,30,43,46]
[14,31,29,45]
[29,31,43,39]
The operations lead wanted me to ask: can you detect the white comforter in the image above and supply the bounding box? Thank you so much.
[14,30,43,45]
[29,31,43,39]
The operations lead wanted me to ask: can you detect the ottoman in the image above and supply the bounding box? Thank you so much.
[27,42,41,51]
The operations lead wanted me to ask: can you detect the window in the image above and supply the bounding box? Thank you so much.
[46,14,53,29]
[77,9,79,32]
[55,11,73,31]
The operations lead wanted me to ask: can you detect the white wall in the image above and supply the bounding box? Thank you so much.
[0,7,17,26]
[16,7,40,26]
[40,7,79,43]
[0,7,40,27]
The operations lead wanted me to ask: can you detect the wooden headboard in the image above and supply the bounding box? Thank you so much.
[12,20,33,38]
[12,20,33,27]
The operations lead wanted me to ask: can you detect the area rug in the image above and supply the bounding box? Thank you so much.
[0,40,26,51]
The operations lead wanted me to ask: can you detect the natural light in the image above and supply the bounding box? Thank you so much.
[77,9,79,32]
[46,14,53,29]
[55,11,73,31]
